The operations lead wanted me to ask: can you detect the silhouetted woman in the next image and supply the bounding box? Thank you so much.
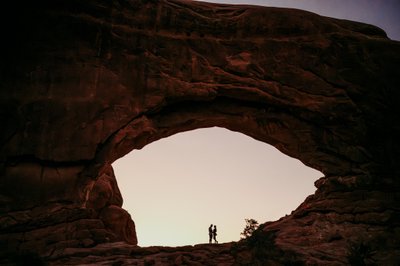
[208,224,213,244]
[213,225,218,244]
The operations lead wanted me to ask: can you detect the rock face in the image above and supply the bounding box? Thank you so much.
[1,0,400,264]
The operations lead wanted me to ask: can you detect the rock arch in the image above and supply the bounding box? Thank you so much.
[1,0,399,264]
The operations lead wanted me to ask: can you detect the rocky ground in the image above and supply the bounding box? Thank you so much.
[47,242,235,266]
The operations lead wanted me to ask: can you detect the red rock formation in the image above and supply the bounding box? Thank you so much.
[1,0,399,264]
[87,164,137,245]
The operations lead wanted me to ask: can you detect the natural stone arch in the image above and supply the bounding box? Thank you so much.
[1,0,399,264]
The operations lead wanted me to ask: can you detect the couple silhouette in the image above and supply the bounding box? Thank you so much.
[208,224,218,244]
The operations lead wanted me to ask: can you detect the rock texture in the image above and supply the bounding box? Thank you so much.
[1,0,400,264]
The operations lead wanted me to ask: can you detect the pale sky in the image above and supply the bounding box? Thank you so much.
[113,0,400,247]
[114,128,322,247]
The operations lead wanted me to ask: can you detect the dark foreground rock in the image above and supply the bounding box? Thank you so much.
[49,242,235,266]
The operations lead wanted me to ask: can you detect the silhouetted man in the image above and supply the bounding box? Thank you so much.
[213,225,218,244]
[208,224,213,243]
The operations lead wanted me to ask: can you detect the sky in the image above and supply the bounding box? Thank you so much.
[114,128,322,247]
[113,0,400,247]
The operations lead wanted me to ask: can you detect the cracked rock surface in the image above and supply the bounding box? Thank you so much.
[1,0,400,264]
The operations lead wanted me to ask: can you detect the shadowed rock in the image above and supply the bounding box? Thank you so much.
[1,0,399,264]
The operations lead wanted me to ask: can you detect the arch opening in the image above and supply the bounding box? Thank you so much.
[112,127,322,247]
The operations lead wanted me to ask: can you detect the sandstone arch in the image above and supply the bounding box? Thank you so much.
[1,0,399,264]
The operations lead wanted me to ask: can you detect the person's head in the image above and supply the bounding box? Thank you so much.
[214,225,217,228]
[210,224,213,227]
